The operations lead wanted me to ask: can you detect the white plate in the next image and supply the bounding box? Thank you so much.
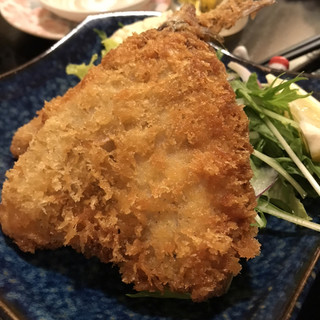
[0,0,171,40]
[0,0,77,40]
[40,0,151,22]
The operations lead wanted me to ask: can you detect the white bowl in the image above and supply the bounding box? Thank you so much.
[39,0,152,22]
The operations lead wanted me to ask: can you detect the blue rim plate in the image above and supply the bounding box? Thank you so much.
[1,11,320,320]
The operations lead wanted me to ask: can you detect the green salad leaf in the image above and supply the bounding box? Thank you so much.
[231,73,320,230]
[66,53,98,80]
[93,28,119,57]
[66,29,120,80]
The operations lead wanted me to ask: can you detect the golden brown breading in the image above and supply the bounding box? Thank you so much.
[1,7,260,302]
[10,1,274,159]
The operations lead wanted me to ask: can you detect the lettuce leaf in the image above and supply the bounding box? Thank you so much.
[66,29,120,80]
[66,53,98,80]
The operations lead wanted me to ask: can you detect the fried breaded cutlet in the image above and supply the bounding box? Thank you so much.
[0,5,263,302]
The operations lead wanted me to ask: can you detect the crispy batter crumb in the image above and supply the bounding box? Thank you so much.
[0,5,262,302]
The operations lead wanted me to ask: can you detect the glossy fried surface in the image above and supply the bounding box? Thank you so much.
[0,20,259,301]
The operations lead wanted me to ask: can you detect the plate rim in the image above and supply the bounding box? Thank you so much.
[0,10,161,80]
[281,244,320,320]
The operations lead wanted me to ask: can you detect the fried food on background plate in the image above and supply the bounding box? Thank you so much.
[0,2,273,301]
[198,0,275,33]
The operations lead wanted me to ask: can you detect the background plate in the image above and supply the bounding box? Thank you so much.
[0,0,171,39]
[0,11,320,320]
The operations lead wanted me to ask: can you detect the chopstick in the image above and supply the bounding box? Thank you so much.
[260,34,320,65]
[289,48,320,72]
